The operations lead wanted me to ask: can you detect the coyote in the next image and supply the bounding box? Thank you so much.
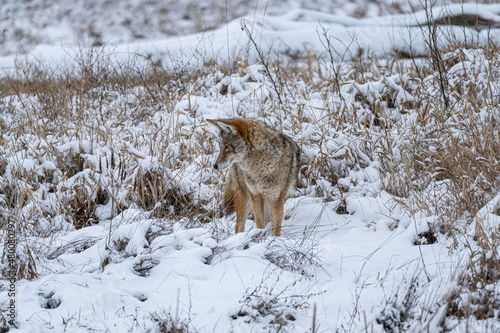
[207,118,300,236]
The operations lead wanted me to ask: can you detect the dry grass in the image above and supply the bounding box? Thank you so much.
[0,47,220,280]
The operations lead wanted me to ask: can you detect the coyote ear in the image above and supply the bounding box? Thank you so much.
[207,119,237,134]
[217,121,237,134]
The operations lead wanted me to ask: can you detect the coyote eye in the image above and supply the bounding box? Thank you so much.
[224,145,229,150]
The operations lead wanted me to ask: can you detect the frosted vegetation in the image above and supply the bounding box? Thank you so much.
[1,1,500,332]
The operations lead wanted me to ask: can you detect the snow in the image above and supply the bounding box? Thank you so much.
[1,1,500,332]
[1,4,500,77]
[4,0,496,57]
[14,213,443,331]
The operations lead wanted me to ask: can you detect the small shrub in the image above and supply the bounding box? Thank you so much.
[234,275,317,330]
[149,308,195,333]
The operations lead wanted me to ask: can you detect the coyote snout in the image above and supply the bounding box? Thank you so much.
[208,118,300,236]
[212,142,234,170]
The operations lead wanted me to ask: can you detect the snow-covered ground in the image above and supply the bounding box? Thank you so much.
[9,198,461,331]
[1,1,500,333]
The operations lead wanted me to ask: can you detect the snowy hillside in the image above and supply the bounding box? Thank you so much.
[1,1,500,332]
[1,0,495,56]
[2,3,500,79]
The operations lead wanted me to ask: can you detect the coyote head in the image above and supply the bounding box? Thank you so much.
[207,119,249,170]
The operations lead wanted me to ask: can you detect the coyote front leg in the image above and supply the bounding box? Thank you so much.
[270,198,285,236]
[234,188,251,233]
[250,193,265,229]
